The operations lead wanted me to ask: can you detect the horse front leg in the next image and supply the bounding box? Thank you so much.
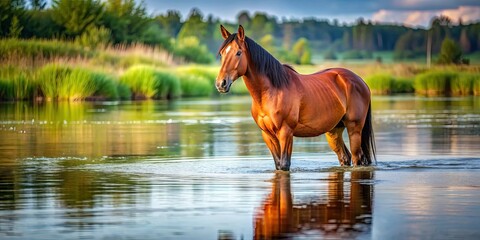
[262,131,281,170]
[277,127,294,171]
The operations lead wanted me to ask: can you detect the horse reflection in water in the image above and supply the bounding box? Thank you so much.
[254,171,373,239]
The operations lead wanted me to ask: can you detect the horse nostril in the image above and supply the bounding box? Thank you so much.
[221,79,227,88]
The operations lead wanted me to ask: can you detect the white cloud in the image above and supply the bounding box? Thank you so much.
[372,5,480,27]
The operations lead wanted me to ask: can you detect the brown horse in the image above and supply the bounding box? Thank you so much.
[216,25,375,171]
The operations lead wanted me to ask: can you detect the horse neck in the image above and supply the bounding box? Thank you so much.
[242,65,273,105]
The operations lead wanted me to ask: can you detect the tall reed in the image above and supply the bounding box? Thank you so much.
[451,73,474,96]
[414,71,456,96]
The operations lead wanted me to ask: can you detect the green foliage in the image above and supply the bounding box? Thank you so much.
[51,0,104,37]
[451,73,475,96]
[414,71,457,96]
[36,64,71,100]
[75,26,111,49]
[8,15,23,38]
[35,64,122,101]
[365,74,395,94]
[0,0,26,38]
[437,38,463,65]
[36,64,101,101]
[0,66,34,100]
[116,82,131,100]
[90,72,120,100]
[120,65,181,99]
[177,8,208,41]
[119,65,157,99]
[290,38,313,65]
[102,0,149,44]
[365,74,415,95]
[0,80,14,100]
[173,37,214,64]
[175,67,215,97]
[394,77,415,93]
[155,10,182,38]
[139,23,172,50]
[474,76,480,96]
[154,71,181,99]
[0,38,90,60]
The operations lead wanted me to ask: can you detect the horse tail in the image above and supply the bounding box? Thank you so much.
[362,103,376,165]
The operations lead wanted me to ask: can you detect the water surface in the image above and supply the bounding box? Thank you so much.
[1,96,480,239]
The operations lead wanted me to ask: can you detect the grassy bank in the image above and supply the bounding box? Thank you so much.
[1,38,480,101]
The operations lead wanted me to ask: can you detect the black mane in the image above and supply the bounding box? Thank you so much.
[218,33,291,88]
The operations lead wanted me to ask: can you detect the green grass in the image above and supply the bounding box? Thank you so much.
[414,71,454,96]
[0,66,34,100]
[154,71,181,99]
[0,38,90,60]
[451,73,474,96]
[120,65,159,99]
[365,74,395,94]
[175,66,216,97]
[120,65,181,99]
[414,70,480,96]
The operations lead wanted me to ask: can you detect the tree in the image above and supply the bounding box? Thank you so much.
[155,10,182,38]
[437,38,463,64]
[51,0,104,37]
[30,0,46,10]
[177,8,208,41]
[0,0,26,37]
[259,34,275,53]
[102,0,149,44]
[8,15,23,38]
[292,38,312,65]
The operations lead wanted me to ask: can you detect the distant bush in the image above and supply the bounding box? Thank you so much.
[120,65,181,99]
[394,77,415,93]
[176,67,215,97]
[365,74,415,95]
[451,73,475,96]
[474,76,480,96]
[365,74,394,94]
[0,66,34,100]
[414,71,457,96]
[154,71,181,99]
[90,72,120,100]
[173,37,214,64]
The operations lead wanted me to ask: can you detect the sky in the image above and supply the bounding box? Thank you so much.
[144,0,480,27]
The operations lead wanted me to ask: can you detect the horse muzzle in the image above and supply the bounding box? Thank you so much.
[216,79,233,93]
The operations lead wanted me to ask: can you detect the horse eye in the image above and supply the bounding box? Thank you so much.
[236,51,242,56]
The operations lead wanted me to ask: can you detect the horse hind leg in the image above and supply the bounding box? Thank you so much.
[345,120,368,166]
[326,126,352,166]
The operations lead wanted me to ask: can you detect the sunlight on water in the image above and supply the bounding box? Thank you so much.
[1,96,480,239]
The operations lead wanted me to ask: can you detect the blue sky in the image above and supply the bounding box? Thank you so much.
[144,0,480,27]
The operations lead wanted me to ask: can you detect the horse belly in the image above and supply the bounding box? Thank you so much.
[293,119,338,137]
[293,109,344,137]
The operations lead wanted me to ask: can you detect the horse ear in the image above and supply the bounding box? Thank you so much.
[238,25,245,42]
[220,25,231,40]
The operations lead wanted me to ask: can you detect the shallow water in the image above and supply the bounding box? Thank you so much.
[1,96,480,239]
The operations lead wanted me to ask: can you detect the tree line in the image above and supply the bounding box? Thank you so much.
[1,0,479,64]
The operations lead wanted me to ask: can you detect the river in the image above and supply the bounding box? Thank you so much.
[1,95,480,239]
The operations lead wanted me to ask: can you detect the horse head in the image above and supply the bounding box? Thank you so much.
[215,25,249,93]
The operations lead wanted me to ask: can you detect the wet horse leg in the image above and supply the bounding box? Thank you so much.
[345,121,365,166]
[262,131,281,170]
[326,126,352,166]
[277,126,294,171]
